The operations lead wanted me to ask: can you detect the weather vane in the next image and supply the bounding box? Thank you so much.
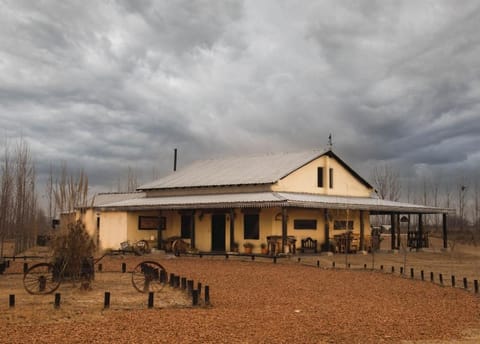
[328,133,333,150]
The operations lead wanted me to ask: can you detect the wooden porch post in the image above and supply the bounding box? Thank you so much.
[442,213,448,249]
[359,210,365,251]
[324,209,330,252]
[229,209,235,251]
[157,211,164,250]
[281,207,288,253]
[396,214,401,249]
[418,213,424,249]
[390,213,396,250]
[190,211,196,249]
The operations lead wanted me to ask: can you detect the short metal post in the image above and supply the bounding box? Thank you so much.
[104,292,110,309]
[9,294,15,308]
[54,293,61,309]
[187,280,194,296]
[148,292,154,308]
[205,285,210,305]
[192,290,199,306]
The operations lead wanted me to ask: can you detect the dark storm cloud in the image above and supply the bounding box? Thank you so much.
[1,0,479,193]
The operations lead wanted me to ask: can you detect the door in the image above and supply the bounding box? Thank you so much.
[211,214,226,252]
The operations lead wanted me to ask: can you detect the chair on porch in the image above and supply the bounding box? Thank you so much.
[300,237,318,254]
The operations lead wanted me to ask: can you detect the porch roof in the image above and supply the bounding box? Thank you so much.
[96,192,453,214]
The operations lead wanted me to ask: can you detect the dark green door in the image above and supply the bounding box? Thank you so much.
[211,214,226,252]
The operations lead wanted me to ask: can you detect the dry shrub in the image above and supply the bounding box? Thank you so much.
[51,220,96,282]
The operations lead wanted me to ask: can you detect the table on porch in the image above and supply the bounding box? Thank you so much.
[266,235,297,255]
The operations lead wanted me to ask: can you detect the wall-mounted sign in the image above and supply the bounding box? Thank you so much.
[138,216,166,230]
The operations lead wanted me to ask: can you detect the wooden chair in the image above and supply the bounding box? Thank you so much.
[301,237,318,253]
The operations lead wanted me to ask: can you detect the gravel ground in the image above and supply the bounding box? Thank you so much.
[0,253,479,343]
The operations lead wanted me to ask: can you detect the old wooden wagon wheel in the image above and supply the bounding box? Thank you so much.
[23,263,61,295]
[131,261,166,293]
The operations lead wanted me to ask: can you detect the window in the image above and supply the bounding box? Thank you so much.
[244,214,259,239]
[329,168,333,188]
[181,215,192,239]
[138,216,166,230]
[294,219,317,230]
[317,167,324,187]
[333,220,354,230]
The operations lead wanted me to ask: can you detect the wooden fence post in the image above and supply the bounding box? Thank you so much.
[54,293,61,309]
[121,263,126,273]
[9,294,15,308]
[205,285,210,305]
[451,275,456,287]
[148,292,154,308]
[463,277,468,289]
[192,290,199,306]
[104,292,110,309]
[474,280,479,294]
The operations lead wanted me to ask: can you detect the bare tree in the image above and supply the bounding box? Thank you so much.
[372,164,401,201]
[52,163,89,224]
[0,138,38,254]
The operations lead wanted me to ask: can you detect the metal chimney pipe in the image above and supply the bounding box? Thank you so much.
[173,148,177,171]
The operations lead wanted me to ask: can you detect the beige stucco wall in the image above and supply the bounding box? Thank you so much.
[80,206,371,254]
[273,155,372,197]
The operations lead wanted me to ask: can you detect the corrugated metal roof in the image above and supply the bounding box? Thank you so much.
[88,192,146,207]
[97,191,453,214]
[138,149,327,190]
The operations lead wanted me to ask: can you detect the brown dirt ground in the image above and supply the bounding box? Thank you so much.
[0,241,480,344]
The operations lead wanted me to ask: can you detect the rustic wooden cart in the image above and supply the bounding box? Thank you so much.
[23,256,167,295]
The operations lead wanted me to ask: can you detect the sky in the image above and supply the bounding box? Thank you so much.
[1,0,479,197]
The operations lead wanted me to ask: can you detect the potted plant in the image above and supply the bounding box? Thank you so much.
[243,242,254,254]
[260,243,268,255]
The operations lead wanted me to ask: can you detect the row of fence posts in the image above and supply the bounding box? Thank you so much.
[8,263,210,309]
[295,257,479,295]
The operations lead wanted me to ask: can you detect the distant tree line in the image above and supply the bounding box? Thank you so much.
[371,163,480,234]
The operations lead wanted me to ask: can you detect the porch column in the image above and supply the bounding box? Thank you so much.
[359,210,365,251]
[157,212,164,250]
[281,207,288,253]
[418,213,424,250]
[190,211,196,249]
[229,209,235,251]
[442,213,448,249]
[390,213,396,250]
[396,214,401,249]
[323,209,330,252]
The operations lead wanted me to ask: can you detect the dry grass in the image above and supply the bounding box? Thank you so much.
[0,243,479,343]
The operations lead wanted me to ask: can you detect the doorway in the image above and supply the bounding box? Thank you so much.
[211,214,226,252]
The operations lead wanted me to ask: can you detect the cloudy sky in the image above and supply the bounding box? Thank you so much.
[1,0,479,195]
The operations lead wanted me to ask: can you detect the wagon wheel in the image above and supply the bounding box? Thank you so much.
[131,261,166,293]
[23,263,61,295]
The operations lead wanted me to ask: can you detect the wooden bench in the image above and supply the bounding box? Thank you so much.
[301,237,318,254]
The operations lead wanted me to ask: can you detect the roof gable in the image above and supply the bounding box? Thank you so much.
[138,149,372,191]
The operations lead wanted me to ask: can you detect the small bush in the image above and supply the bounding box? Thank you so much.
[51,220,96,281]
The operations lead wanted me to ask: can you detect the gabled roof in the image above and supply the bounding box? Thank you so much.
[138,149,373,190]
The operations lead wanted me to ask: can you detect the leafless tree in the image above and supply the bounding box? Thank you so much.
[0,138,38,254]
[52,163,89,219]
[372,164,401,201]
